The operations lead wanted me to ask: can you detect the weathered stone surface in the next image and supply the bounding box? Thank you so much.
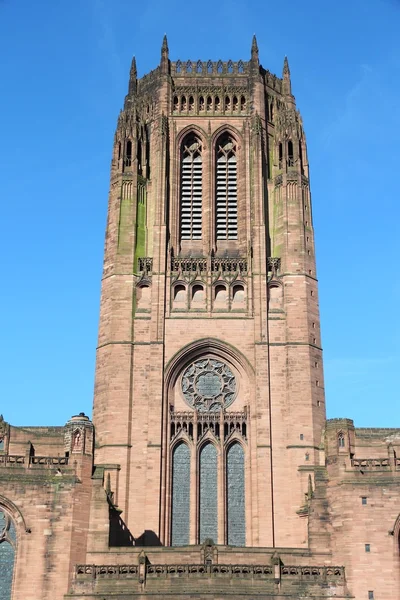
[1,39,399,600]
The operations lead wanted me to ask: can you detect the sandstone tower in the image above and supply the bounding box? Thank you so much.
[2,37,400,600]
[92,35,324,549]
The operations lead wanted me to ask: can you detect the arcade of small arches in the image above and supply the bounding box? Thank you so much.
[173,92,248,116]
[171,281,246,310]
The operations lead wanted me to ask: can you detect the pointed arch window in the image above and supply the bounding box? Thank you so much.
[199,443,218,543]
[180,134,203,240]
[216,135,238,240]
[226,443,245,545]
[0,508,16,600]
[171,442,191,546]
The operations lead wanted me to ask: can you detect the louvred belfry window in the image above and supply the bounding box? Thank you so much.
[180,134,203,240]
[216,135,237,240]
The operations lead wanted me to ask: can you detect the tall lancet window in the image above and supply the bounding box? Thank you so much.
[0,508,16,600]
[180,134,203,240]
[199,443,218,543]
[171,443,191,546]
[226,443,245,545]
[216,135,237,240]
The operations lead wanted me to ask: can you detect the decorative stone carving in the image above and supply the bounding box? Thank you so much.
[181,359,236,412]
[268,257,281,276]
[138,257,153,274]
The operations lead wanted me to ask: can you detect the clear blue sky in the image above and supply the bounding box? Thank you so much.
[0,0,399,427]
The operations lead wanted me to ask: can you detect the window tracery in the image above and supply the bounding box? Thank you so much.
[181,359,236,412]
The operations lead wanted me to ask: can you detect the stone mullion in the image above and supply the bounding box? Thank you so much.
[218,437,225,545]
[189,434,197,544]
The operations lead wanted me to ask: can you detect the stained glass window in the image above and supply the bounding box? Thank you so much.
[0,509,16,600]
[171,443,190,546]
[199,443,218,543]
[226,443,245,545]
[181,358,236,412]
[216,135,237,240]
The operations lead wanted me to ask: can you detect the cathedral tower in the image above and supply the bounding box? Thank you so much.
[92,36,325,549]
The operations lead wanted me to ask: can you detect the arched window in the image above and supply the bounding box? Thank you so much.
[214,284,228,304]
[338,432,345,448]
[215,135,237,240]
[199,443,218,543]
[191,284,204,303]
[180,134,203,240]
[226,443,245,545]
[125,140,132,167]
[232,284,245,303]
[171,443,190,546]
[136,284,151,310]
[278,143,283,169]
[288,140,294,166]
[173,284,186,303]
[0,508,16,600]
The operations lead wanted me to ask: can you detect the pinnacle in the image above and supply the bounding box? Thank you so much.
[283,55,290,77]
[162,34,169,53]
[251,34,258,54]
[130,56,137,77]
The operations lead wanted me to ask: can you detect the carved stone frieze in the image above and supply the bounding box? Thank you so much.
[172,59,248,76]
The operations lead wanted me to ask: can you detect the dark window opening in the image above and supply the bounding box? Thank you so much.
[288,140,294,166]
[125,140,132,167]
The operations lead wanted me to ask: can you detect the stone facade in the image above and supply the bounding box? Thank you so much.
[0,37,399,600]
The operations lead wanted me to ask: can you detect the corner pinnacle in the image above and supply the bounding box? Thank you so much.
[128,56,137,95]
[251,34,259,60]
[283,55,290,78]
[162,34,169,55]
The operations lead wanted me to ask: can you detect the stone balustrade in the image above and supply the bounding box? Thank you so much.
[75,562,345,583]
[351,458,391,470]
[0,454,69,468]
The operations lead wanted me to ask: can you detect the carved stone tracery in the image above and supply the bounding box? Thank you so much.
[181,359,237,412]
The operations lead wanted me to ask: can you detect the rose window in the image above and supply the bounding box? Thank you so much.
[181,359,236,411]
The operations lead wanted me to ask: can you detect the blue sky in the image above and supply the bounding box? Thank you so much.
[0,0,399,427]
